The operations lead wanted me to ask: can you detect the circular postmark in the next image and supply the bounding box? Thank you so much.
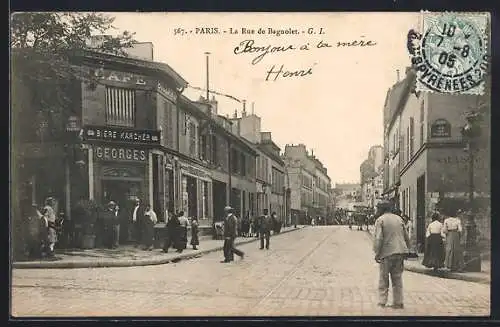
[410,14,488,94]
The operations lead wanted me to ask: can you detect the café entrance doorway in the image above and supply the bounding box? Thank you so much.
[102,179,142,243]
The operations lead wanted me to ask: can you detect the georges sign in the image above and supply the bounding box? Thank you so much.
[83,125,161,145]
[94,145,147,162]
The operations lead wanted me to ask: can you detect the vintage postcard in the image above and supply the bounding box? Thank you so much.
[10,11,491,317]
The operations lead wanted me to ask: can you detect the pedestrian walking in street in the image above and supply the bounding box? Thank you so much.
[373,200,410,309]
[190,217,200,250]
[422,212,445,271]
[43,197,58,256]
[441,208,464,272]
[177,211,189,250]
[259,209,272,250]
[242,212,250,237]
[142,205,158,251]
[131,198,146,248]
[253,215,260,238]
[271,211,281,234]
[221,206,244,263]
[163,212,181,253]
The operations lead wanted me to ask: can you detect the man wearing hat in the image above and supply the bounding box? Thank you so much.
[222,206,244,263]
[373,200,411,309]
[101,201,119,249]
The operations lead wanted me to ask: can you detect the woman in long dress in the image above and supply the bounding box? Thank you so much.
[43,198,57,257]
[442,209,464,272]
[177,211,189,252]
[422,212,445,271]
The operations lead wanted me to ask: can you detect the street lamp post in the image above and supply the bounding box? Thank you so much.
[461,111,482,272]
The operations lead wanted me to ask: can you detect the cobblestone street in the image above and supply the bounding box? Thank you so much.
[11,226,490,317]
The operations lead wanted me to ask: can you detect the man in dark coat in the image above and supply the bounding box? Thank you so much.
[259,209,272,250]
[222,206,244,263]
[163,212,181,253]
[101,201,117,249]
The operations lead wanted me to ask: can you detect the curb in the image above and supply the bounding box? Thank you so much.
[364,228,490,285]
[403,263,490,285]
[13,226,307,269]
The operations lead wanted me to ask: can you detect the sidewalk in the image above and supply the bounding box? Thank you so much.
[13,225,307,269]
[365,225,490,284]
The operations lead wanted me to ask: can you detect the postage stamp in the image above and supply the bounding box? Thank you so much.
[410,12,489,95]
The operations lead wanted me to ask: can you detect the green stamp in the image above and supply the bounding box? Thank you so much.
[410,13,489,95]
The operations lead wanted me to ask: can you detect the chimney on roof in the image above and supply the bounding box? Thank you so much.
[242,100,247,117]
[251,102,255,115]
[233,109,238,119]
[396,69,400,82]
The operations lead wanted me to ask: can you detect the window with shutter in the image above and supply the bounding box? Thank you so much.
[240,153,246,176]
[189,122,196,157]
[211,135,217,165]
[105,86,136,127]
[410,117,415,158]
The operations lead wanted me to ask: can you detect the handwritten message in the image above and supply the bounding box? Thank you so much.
[232,37,377,81]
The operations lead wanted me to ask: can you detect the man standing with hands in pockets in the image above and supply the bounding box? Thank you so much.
[373,200,411,309]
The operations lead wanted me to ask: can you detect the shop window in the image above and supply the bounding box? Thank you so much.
[201,181,209,219]
[165,169,174,216]
[105,86,135,127]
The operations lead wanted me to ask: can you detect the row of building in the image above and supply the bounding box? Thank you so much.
[12,41,333,237]
[381,67,491,253]
[359,145,384,211]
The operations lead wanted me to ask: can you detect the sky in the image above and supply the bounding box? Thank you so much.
[109,12,421,184]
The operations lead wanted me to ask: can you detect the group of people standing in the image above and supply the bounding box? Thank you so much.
[221,207,278,263]
[422,208,465,272]
[99,198,200,252]
[163,210,199,253]
[237,211,282,238]
[100,198,158,250]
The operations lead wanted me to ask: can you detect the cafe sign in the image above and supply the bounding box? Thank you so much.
[83,125,161,145]
[94,68,152,87]
[94,145,147,162]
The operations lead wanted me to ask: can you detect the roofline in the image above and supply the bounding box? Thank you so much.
[385,69,417,133]
[79,49,188,89]
[257,144,285,166]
